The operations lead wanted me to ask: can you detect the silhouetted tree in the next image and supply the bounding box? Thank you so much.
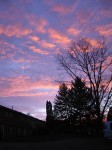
[46,101,53,128]
[54,83,71,120]
[107,107,112,121]
[57,37,112,128]
[70,77,95,130]
[54,78,94,131]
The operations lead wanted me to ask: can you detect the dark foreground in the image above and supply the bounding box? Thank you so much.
[0,137,112,150]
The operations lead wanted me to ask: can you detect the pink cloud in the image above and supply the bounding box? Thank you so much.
[75,9,95,26]
[48,28,70,44]
[12,58,31,63]
[46,0,78,15]
[29,36,56,49]
[12,91,55,97]
[0,41,16,60]
[40,40,56,48]
[51,4,72,15]
[88,38,100,48]
[96,24,112,36]
[29,35,39,42]
[28,16,48,34]
[0,24,31,37]
[0,41,35,62]
[35,18,48,33]
[0,76,58,97]
[67,27,80,36]
[29,46,49,55]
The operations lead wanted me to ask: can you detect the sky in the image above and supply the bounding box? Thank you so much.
[0,0,112,120]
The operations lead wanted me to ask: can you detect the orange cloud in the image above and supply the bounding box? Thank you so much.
[67,27,80,36]
[0,24,31,37]
[48,28,70,44]
[0,76,58,97]
[29,46,49,55]
[96,24,112,36]
[89,39,98,46]
[40,40,56,48]
[29,35,39,42]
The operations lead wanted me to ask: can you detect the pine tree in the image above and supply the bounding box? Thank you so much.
[54,83,71,120]
[53,77,94,130]
[70,77,94,126]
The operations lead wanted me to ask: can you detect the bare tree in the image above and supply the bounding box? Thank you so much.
[57,37,112,126]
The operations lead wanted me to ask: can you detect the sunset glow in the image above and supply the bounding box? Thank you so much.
[0,0,112,120]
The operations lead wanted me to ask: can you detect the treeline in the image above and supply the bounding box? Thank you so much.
[46,37,112,136]
[46,77,101,135]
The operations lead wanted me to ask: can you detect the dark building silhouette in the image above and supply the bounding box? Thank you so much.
[0,105,46,140]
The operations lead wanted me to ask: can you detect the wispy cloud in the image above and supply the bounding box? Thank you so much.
[48,28,70,44]
[0,24,31,37]
[29,46,49,55]
[45,0,78,15]
[40,40,56,48]
[0,76,58,97]
[51,4,72,15]
[67,27,80,36]
[0,0,111,120]
[96,24,112,36]
[29,35,39,42]
[28,16,48,34]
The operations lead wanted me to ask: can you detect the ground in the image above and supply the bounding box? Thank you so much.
[0,137,112,150]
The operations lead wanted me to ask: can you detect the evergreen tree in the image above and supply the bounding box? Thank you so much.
[53,77,95,131]
[54,83,71,120]
[57,37,112,127]
[70,77,94,126]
